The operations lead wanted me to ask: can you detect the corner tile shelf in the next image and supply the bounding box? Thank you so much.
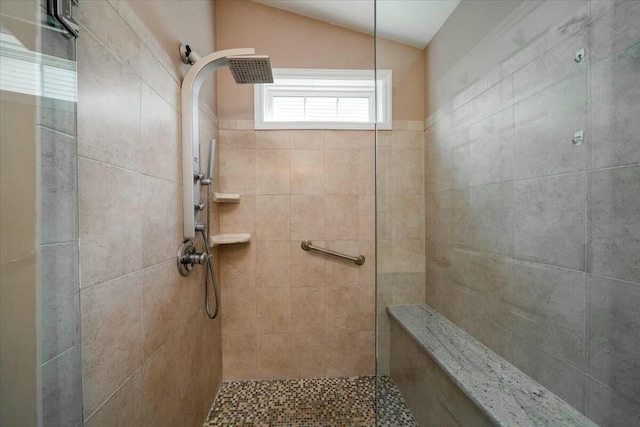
[209,233,251,247]
[213,192,240,203]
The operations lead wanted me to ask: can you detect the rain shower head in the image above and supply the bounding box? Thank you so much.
[226,55,274,84]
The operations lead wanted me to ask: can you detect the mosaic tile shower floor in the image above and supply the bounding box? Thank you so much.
[204,376,417,427]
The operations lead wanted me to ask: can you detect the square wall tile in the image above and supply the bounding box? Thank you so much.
[469,107,514,186]
[40,127,77,244]
[514,173,587,270]
[589,166,640,283]
[256,130,290,149]
[469,183,513,256]
[291,287,325,335]
[325,195,359,241]
[587,0,640,63]
[220,241,256,289]
[219,148,256,195]
[77,31,141,171]
[221,287,256,335]
[79,159,143,288]
[510,261,587,369]
[324,150,360,194]
[222,334,257,381]
[142,260,180,359]
[81,271,143,417]
[256,149,290,194]
[470,77,513,124]
[42,347,82,427]
[256,288,291,334]
[290,240,325,287]
[256,241,291,288]
[514,72,588,180]
[292,333,326,378]
[590,44,640,169]
[84,369,142,427]
[257,334,293,379]
[138,85,179,183]
[588,275,640,401]
[291,195,325,241]
[587,378,640,427]
[290,149,324,194]
[41,243,77,362]
[142,336,181,427]
[256,195,290,241]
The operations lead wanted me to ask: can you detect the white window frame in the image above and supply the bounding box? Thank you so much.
[254,68,392,130]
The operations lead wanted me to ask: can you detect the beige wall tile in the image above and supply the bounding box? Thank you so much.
[219,148,256,195]
[325,149,360,194]
[325,195,359,241]
[81,271,143,418]
[256,130,290,149]
[222,334,258,381]
[219,195,256,235]
[256,195,291,240]
[138,84,180,182]
[142,177,180,268]
[257,288,291,334]
[177,312,204,399]
[256,241,291,288]
[290,130,324,150]
[292,333,326,378]
[142,335,181,427]
[290,240,326,287]
[291,288,325,335]
[79,158,144,288]
[142,260,180,359]
[218,130,256,149]
[325,286,375,332]
[324,241,360,286]
[291,195,325,241]
[290,149,325,194]
[257,334,293,379]
[221,287,256,335]
[358,148,376,195]
[391,194,425,240]
[256,149,290,194]
[325,330,375,377]
[358,240,376,286]
[77,31,141,171]
[358,195,375,241]
[220,242,256,289]
[84,369,143,427]
[323,130,374,150]
[178,266,204,327]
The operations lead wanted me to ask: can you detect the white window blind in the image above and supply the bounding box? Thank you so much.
[255,69,392,130]
[0,31,77,103]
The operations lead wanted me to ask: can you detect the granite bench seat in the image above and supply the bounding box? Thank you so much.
[387,304,597,427]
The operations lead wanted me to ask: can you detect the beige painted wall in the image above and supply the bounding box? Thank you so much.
[216,0,424,121]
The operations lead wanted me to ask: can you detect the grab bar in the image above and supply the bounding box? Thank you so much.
[300,240,365,265]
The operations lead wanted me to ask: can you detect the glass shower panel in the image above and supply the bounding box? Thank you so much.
[0,0,80,425]
[375,0,640,426]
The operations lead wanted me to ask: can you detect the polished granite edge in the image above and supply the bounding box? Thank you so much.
[387,304,598,427]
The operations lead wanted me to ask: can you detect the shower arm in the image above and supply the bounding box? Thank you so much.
[181,48,256,239]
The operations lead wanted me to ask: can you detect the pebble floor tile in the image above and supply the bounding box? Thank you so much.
[204,376,417,426]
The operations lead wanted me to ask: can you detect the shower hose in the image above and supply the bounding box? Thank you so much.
[199,173,220,320]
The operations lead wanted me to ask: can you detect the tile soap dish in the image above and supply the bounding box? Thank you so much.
[209,233,251,247]
[213,192,240,203]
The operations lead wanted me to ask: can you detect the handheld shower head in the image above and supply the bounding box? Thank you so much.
[226,55,273,84]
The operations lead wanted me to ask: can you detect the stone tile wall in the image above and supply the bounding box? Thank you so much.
[422,1,640,425]
[76,1,222,425]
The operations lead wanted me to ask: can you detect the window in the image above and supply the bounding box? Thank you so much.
[255,68,392,130]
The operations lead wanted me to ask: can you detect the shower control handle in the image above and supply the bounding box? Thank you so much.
[195,202,205,211]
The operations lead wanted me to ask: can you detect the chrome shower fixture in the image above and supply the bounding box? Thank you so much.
[179,43,273,239]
